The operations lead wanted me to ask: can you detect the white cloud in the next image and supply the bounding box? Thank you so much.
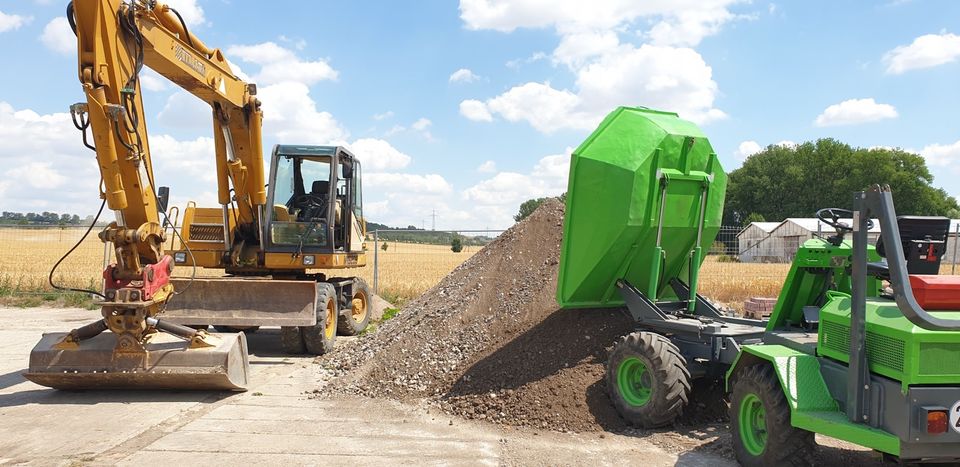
[0,10,31,33]
[6,162,67,189]
[0,101,201,215]
[814,98,898,127]
[139,69,168,92]
[485,82,588,133]
[346,138,412,171]
[553,31,619,69]
[157,91,211,130]
[365,173,452,195]
[449,68,481,83]
[884,32,960,74]
[163,0,205,26]
[257,81,349,144]
[461,149,571,227]
[476,160,497,173]
[40,17,73,55]
[734,140,762,160]
[468,43,725,133]
[775,140,797,148]
[149,135,217,185]
[459,99,494,122]
[373,111,394,121]
[919,140,960,168]
[506,51,547,69]
[645,7,743,47]
[411,118,432,131]
[459,0,740,39]
[384,124,405,136]
[227,42,338,86]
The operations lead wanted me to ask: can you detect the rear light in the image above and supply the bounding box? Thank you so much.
[927,410,949,434]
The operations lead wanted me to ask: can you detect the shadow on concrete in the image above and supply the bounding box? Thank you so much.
[0,386,232,408]
[0,369,28,391]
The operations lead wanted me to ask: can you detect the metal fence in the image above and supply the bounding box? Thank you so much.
[2,223,957,308]
[369,229,503,295]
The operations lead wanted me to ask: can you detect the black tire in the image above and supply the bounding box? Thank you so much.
[214,325,260,334]
[729,364,815,467]
[302,283,338,355]
[337,279,371,336]
[605,331,691,428]
[280,326,306,354]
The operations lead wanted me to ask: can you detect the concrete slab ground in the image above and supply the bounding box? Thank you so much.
[0,307,732,466]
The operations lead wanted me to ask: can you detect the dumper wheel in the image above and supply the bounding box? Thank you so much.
[214,325,260,334]
[730,364,814,467]
[337,279,371,336]
[302,283,338,355]
[606,331,691,428]
[281,326,307,354]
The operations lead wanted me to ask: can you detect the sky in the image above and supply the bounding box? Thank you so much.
[0,0,958,230]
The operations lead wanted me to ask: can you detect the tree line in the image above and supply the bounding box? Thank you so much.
[1,211,83,225]
[514,139,959,226]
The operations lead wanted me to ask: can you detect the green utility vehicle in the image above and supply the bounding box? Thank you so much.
[557,106,960,465]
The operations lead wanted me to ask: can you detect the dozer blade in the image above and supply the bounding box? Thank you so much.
[24,331,250,391]
[161,278,317,327]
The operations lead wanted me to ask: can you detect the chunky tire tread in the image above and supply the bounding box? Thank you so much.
[337,278,371,336]
[729,364,816,467]
[280,326,306,354]
[606,331,691,428]
[302,283,337,355]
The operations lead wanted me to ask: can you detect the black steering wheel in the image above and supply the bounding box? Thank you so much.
[290,194,327,221]
[815,208,874,232]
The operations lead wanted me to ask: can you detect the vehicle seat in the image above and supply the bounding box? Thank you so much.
[273,204,293,222]
[869,216,951,280]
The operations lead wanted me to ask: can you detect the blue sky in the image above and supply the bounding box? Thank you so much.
[0,0,958,229]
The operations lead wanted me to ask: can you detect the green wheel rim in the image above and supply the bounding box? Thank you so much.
[617,357,652,407]
[738,393,767,456]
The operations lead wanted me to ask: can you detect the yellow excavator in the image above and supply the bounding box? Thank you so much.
[25,0,370,391]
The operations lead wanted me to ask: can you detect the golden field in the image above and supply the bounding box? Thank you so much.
[1,227,956,308]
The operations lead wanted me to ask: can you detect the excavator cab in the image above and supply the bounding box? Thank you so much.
[266,145,365,256]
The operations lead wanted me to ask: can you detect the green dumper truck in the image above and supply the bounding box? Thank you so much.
[558,106,960,465]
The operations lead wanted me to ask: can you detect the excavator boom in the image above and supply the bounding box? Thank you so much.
[24,0,267,391]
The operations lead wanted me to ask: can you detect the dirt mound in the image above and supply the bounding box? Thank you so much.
[324,198,724,433]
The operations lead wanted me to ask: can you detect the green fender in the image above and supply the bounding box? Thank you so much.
[726,344,900,456]
[726,345,837,411]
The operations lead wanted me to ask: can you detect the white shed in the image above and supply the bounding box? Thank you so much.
[737,218,880,263]
[737,222,782,263]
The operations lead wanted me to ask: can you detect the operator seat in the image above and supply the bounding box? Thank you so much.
[868,216,951,278]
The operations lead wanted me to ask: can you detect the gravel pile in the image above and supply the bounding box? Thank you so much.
[320,198,724,433]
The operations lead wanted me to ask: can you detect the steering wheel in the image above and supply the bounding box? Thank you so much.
[290,194,327,221]
[815,208,874,232]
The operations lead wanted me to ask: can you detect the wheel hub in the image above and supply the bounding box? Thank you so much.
[739,393,767,456]
[617,357,653,407]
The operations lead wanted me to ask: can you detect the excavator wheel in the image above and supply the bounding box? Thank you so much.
[606,331,691,428]
[302,283,338,355]
[337,279,371,336]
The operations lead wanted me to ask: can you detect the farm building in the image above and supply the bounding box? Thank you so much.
[737,218,880,263]
[738,218,960,265]
[737,222,781,263]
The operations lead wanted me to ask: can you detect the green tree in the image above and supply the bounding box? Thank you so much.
[723,139,959,224]
[451,235,463,253]
[514,197,548,222]
[743,212,766,226]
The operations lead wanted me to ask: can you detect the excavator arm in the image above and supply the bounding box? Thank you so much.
[24,0,258,391]
[71,0,265,281]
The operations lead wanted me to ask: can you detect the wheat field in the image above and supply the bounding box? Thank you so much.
[2,226,956,308]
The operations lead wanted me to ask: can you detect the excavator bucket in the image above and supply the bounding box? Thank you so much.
[24,330,249,391]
